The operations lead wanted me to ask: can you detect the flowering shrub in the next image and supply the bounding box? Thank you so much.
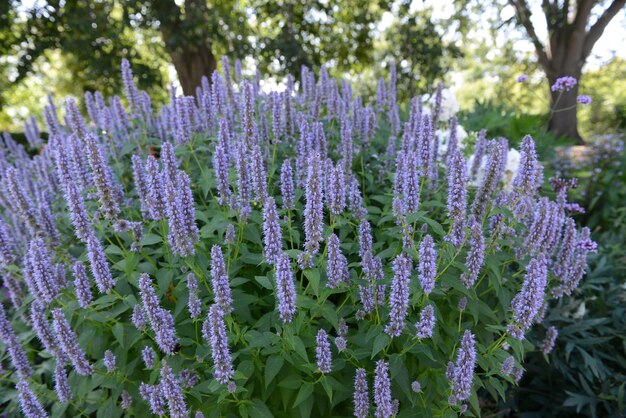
[0,58,596,417]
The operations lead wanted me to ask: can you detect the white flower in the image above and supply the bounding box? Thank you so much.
[423,88,459,122]
[468,146,521,192]
[436,124,468,157]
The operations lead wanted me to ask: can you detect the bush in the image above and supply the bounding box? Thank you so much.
[0,62,596,417]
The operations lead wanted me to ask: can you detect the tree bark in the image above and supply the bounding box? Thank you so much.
[166,43,217,96]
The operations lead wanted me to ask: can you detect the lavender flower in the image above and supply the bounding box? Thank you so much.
[213,145,231,206]
[16,380,48,418]
[203,305,234,384]
[210,245,233,312]
[501,355,515,375]
[4,273,25,309]
[145,155,165,220]
[121,58,139,114]
[359,285,376,315]
[86,234,115,294]
[470,129,487,179]
[142,346,156,368]
[120,390,133,410]
[327,163,346,215]
[275,252,297,322]
[160,361,188,418]
[512,367,524,383]
[512,135,540,196]
[85,133,121,219]
[374,360,392,418]
[263,197,282,265]
[0,219,16,268]
[471,139,507,218]
[354,368,369,418]
[411,381,422,393]
[51,308,93,376]
[224,224,236,245]
[551,76,577,92]
[450,330,476,402]
[326,233,349,288]
[418,235,436,295]
[446,151,468,246]
[30,301,58,353]
[385,253,412,337]
[54,356,72,403]
[103,350,116,373]
[517,74,528,82]
[460,216,485,288]
[140,383,166,415]
[0,303,32,379]
[415,304,436,338]
[316,329,332,374]
[132,155,149,215]
[458,297,468,311]
[280,159,295,210]
[508,254,548,340]
[186,273,202,319]
[541,326,558,354]
[132,304,147,331]
[303,152,324,257]
[26,238,59,305]
[137,273,179,354]
[160,142,179,183]
[577,95,592,105]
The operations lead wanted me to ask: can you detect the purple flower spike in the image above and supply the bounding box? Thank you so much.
[213,145,231,206]
[142,346,156,368]
[132,304,147,331]
[54,355,72,403]
[450,330,476,402]
[84,133,121,219]
[275,253,297,322]
[508,254,548,340]
[385,253,412,337]
[326,233,349,288]
[203,305,234,384]
[327,163,346,215]
[303,152,324,256]
[86,234,115,294]
[541,326,558,354]
[16,380,48,418]
[103,350,116,373]
[460,216,485,288]
[501,355,515,375]
[263,197,282,265]
[513,135,540,196]
[210,245,233,312]
[374,360,393,418]
[160,361,189,418]
[30,301,58,353]
[315,329,332,374]
[577,95,592,105]
[51,308,93,376]
[26,238,59,306]
[517,74,528,82]
[551,76,577,92]
[145,155,165,220]
[137,273,179,354]
[418,235,437,295]
[446,151,468,247]
[0,303,33,379]
[280,159,295,210]
[415,304,436,338]
[72,261,93,308]
[186,273,202,319]
[471,138,507,218]
[353,368,369,418]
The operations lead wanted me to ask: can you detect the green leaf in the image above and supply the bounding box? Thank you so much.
[371,333,390,358]
[293,383,314,408]
[264,355,285,387]
[250,399,275,418]
[304,269,320,296]
[112,323,124,348]
[255,275,273,290]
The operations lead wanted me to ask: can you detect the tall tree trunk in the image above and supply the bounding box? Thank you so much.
[547,68,584,144]
[167,44,217,96]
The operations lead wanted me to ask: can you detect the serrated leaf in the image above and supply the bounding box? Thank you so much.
[264,355,284,387]
[293,383,314,408]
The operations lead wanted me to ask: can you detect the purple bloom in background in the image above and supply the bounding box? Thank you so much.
[472,139,507,218]
[385,253,412,337]
[275,252,297,322]
[0,218,16,268]
[374,360,392,418]
[316,329,332,374]
[508,254,548,339]
[411,381,421,393]
[186,273,202,319]
[164,170,198,256]
[403,151,421,213]
[353,368,370,418]
[86,233,115,294]
[460,216,485,288]
[137,273,179,354]
[541,326,558,354]
[160,361,189,418]
[210,245,233,312]
[4,167,39,235]
[84,133,122,219]
[280,159,295,210]
[30,301,58,353]
[132,304,147,331]
[224,223,236,245]
[513,135,540,196]
[140,382,166,415]
[131,155,149,215]
[470,129,487,179]
[203,305,234,384]
[451,330,476,402]
[0,303,33,379]
[303,151,324,257]
[142,346,156,368]
[501,355,515,376]
[103,350,116,373]
[359,285,376,315]
[347,175,367,220]
[577,95,592,105]
[26,238,59,306]
[446,151,468,247]
[145,155,165,220]
[51,308,93,376]
[263,197,282,265]
[4,272,25,309]
[120,390,133,410]
[415,304,436,338]
[234,141,252,219]
[551,76,577,92]
[517,74,528,82]
[160,142,179,184]
[121,58,139,115]
[54,355,72,403]
[16,380,48,418]
[418,234,437,295]
[327,163,346,215]
[358,220,373,260]
[326,233,349,288]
